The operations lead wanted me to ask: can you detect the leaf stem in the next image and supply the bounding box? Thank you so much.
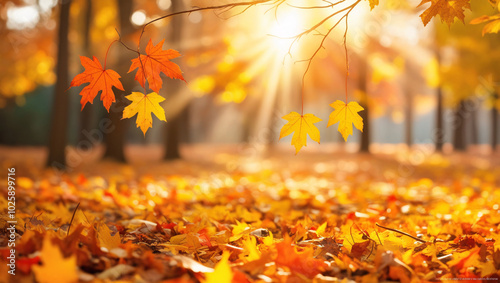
[104,40,118,69]
[344,14,349,103]
[115,29,148,94]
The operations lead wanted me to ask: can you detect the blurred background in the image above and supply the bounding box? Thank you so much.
[0,0,499,165]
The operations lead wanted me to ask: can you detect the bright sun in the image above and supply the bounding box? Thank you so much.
[268,9,304,56]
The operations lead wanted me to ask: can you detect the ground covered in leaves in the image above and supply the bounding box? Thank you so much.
[1,146,500,282]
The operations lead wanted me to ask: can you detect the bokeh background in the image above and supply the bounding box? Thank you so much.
[0,0,499,165]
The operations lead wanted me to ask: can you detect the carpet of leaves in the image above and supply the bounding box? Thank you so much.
[1,149,500,283]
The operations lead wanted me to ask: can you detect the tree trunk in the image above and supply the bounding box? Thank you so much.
[435,86,444,152]
[359,99,370,153]
[359,59,370,153]
[453,100,467,151]
[46,0,71,169]
[103,0,134,162]
[493,93,498,151]
[469,103,478,145]
[164,0,185,160]
[405,93,413,148]
[405,62,413,148]
[78,0,93,147]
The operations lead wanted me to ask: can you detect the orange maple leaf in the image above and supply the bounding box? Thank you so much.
[418,0,471,26]
[275,236,327,278]
[70,56,124,112]
[128,39,185,93]
[32,236,79,283]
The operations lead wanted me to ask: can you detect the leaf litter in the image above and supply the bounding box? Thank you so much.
[1,149,500,282]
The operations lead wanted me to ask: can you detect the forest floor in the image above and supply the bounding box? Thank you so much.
[1,144,500,282]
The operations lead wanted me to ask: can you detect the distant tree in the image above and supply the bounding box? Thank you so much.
[163,0,185,160]
[103,0,135,162]
[46,0,71,168]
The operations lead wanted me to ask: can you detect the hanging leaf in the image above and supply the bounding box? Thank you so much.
[122,92,167,135]
[70,56,124,112]
[327,100,364,141]
[418,0,471,26]
[128,39,185,93]
[279,112,322,154]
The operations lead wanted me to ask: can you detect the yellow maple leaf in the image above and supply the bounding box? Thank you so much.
[122,92,167,135]
[204,251,233,283]
[418,0,471,26]
[316,222,328,237]
[33,237,79,283]
[366,0,379,10]
[327,100,364,141]
[279,112,322,154]
[241,236,261,261]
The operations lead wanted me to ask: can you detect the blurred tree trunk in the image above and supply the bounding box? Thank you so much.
[405,63,413,148]
[492,93,498,151]
[453,100,466,151]
[78,0,93,146]
[46,0,71,169]
[405,94,413,147]
[164,0,185,160]
[359,59,370,153]
[469,104,478,145]
[435,86,444,151]
[434,48,444,152]
[103,0,135,162]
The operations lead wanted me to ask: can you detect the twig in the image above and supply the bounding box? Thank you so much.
[287,0,346,10]
[67,202,81,237]
[375,230,383,246]
[376,223,427,243]
[139,0,276,48]
[115,29,148,94]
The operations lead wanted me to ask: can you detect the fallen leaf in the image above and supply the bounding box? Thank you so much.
[351,240,371,259]
[205,252,233,283]
[97,222,121,252]
[275,236,328,278]
[279,112,322,154]
[32,236,79,283]
[122,92,167,135]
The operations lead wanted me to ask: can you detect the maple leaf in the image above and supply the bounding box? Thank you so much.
[122,92,167,135]
[418,0,471,27]
[471,14,500,35]
[279,112,322,154]
[205,252,233,283]
[327,100,364,141]
[367,0,379,10]
[97,223,121,252]
[32,237,79,283]
[70,56,124,112]
[275,236,328,278]
[128,39,185,93]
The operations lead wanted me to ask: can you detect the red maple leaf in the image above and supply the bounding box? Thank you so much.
[70,56,124,112]
[128,39,185,93]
